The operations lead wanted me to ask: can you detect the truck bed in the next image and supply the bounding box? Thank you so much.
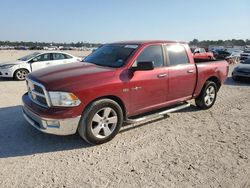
[193,59,229,97]
[194,58,223,63]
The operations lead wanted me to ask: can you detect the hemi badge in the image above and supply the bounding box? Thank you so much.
[123,88,129,93]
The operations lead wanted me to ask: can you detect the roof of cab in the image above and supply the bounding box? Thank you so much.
[110,40,188,45]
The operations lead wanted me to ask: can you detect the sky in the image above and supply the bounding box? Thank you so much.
[0,0,249,43]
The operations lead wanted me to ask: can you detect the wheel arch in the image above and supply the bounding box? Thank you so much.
[206,76,221,91]
[85,95,127,119]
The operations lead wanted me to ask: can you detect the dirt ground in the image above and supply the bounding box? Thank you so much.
[0,51,250,188]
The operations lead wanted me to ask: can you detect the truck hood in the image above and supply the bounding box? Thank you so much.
[28,62,117,91]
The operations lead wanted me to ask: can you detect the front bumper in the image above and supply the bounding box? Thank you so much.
[0,68,14,78]
[22,103,81,136]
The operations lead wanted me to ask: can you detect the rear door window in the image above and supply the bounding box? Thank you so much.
[53,53,67,60]
[166,44,189,66]
[65,54,73,59]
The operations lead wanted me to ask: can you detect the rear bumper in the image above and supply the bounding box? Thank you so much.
[22,97,81,136]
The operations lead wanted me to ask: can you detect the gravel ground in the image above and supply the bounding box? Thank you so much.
[0,51,250,188]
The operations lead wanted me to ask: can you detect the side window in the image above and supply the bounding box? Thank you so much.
[166,44,189,66]
[136,45,164,68]
[35,53,51,62]
[194,48,200,53]
[53,53,66,60]
[65,54,73,59]
[200,48,206,53]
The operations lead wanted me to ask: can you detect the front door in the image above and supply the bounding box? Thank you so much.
[30,53,53,71]
[128,45,168,115]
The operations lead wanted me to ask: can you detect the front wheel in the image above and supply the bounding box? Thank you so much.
[195,81,217,109]
[78,99,123,145]
[14,69,29,81]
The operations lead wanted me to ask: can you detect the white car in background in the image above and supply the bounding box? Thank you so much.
[0,52,81,80]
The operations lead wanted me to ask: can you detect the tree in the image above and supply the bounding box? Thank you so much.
[189,39,199,46]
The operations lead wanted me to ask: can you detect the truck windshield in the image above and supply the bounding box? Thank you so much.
[18,52,41,61]
[83,44,139,68]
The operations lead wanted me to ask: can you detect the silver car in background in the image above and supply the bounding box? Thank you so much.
[232,58,250,81]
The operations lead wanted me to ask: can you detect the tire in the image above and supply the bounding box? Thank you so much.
[78,99,123,145]
[195,81,217,109]
[14,69,29,81]
[232,74,238,81]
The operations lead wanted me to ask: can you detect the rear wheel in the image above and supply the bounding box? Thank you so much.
[14,69,29,81]
[195,81,217,109]
[78,99,123,145]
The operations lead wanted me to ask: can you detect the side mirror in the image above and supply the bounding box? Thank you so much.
[31,58,38,63]
[131,61,154,71]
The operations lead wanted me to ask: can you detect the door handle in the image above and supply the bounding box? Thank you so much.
[157,73,167,78]
[187,70,194,73]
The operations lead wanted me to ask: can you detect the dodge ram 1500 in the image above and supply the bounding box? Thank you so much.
[22,41,228,144]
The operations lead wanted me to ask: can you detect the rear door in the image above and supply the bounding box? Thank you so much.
[129,45,168,115]
[51,53,70,66]
[165,44,196,101]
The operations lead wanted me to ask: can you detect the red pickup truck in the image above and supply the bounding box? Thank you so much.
[193,48,215,60]
[22,41,228,144]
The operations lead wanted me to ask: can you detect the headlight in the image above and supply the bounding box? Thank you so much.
[49,91,81,107]
[0,64,15,69]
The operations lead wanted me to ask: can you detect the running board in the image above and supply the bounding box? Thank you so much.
[125,103,191,124]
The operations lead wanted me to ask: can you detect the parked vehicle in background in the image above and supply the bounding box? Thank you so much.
[232,59,250,81]
[29,46,44,50]
[22,40,229,144]
[240,50,250,61]
[212,50,231,60]
[241,58,250,64]
[193,48,214,60]
[0,52,81,80]
[227,50,243,58]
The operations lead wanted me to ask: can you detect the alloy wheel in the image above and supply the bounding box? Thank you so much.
[90,107,118,139]
[16,70,28,80]
[204,86,216,106]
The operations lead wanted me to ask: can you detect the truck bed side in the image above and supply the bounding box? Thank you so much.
[193,60,229,98]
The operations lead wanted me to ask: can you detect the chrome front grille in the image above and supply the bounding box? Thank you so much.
[26,78,51,108]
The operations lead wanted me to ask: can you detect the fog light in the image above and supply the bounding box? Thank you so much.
[46,120,60,128]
